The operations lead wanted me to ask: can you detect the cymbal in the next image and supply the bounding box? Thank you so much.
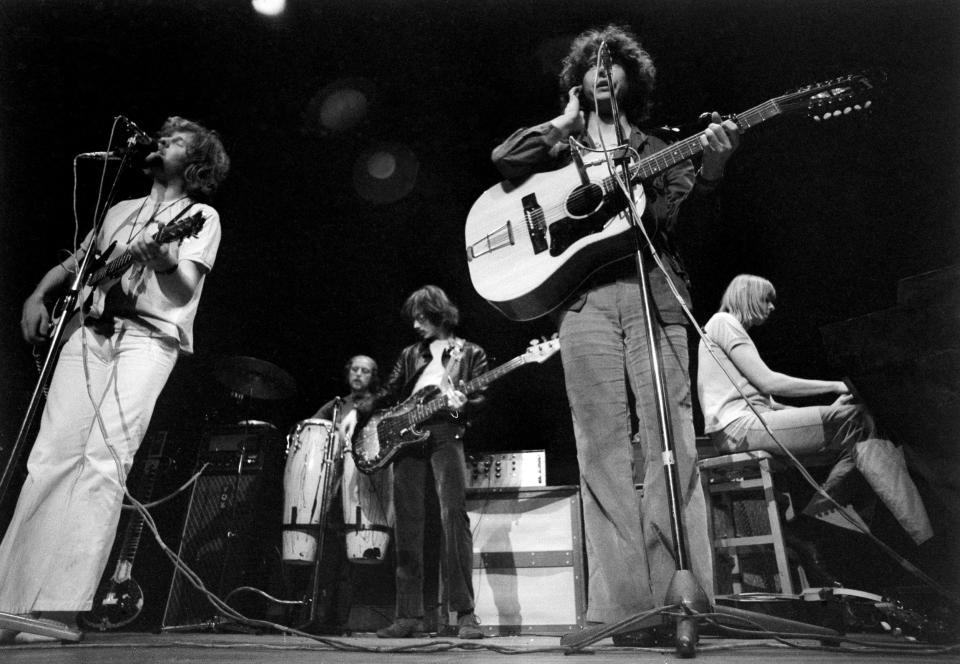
[214,356,297,400]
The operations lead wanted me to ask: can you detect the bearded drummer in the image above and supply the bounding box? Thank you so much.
[312,355,379,422]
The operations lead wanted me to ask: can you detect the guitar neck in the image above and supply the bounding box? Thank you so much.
[89,250,135,288]
[620,98,783,186]
[116,459,161,563]
[410,355,528,424]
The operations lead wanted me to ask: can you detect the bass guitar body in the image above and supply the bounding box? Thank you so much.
[352,387,440,474]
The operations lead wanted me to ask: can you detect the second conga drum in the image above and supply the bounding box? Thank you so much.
[342,453,394,564]
[282,419,342,564]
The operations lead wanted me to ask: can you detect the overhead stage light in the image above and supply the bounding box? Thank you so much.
[252,0,286,16]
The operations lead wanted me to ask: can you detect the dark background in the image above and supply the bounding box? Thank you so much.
[1,0,958,607]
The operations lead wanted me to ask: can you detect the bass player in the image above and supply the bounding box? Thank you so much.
[341,285,487,640]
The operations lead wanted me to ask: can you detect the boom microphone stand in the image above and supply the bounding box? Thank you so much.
[559,45,839,657]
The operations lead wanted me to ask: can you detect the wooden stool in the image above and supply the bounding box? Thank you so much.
[699,450,796,595]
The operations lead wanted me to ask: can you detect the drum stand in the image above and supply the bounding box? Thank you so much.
[295,399,344,633]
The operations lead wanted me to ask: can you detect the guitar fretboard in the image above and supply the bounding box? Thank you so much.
[604,99,783,192]
[118,458,161,562]
[86,212,202,288]
[404,355,529,427]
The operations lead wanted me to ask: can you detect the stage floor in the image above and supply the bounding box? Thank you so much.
[0,631,954,663]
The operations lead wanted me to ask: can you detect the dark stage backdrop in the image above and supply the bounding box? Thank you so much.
[0,0,958,592]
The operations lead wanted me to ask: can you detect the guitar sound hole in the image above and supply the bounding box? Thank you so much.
[565,183,605,218]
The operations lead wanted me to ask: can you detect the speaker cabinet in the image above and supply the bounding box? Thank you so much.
[466,486,586,635]
[162,426,283,629]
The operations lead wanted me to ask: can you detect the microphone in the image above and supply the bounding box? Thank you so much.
[599,40,613,77]
[117,115,155,147]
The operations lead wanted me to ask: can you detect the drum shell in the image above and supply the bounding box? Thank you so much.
[342,453,394,563]
[282,419,341,564]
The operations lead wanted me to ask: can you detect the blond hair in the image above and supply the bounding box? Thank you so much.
[719,274,776,328]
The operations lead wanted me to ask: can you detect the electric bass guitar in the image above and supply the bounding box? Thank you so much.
[465,73,878,321]
[48,210,206,334]
[351,337,561,474]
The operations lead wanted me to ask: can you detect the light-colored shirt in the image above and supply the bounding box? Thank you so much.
[82,195,221,354]
[411,339,450,394]
[697,312,773,433]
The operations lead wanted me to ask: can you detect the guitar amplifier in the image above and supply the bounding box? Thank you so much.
[466,485,586,635]
[466,450,546,489]
[161,424,284,630]
[198,421,278,474]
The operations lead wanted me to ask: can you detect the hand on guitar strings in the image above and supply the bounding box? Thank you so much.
[699,111,741,180]
[442,380,468,412]
[128,232,179,274]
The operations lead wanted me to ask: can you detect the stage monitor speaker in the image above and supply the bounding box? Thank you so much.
[466,485,586,635]
[162,458,282,629]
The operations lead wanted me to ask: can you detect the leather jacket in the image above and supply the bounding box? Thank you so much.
[356,337,489,423]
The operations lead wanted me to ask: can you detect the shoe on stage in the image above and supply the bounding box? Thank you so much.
[375,617,426,638]
[456,612,483,639]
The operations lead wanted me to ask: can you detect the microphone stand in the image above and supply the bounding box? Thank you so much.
[0,145,133,643]
[299,398,344,632]
[560,53,839,657]
[0,148,134,507]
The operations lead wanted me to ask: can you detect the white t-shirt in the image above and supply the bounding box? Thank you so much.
[697,312,773,433]
[412,339,451,395]
[82,195,221,354]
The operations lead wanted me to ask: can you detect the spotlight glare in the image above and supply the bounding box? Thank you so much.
[252,0,285,16]
[367,152,397,179]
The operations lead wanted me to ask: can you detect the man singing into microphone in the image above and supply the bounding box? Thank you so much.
[491,25,739,644]
[0,116,229,642]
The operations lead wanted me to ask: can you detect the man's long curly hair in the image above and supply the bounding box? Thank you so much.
[159,116,230,201]
[559,24,657,125]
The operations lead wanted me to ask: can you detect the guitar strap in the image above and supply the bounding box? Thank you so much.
[439,338,465,394]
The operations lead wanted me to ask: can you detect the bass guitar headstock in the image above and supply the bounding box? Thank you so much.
[523,334,561,364]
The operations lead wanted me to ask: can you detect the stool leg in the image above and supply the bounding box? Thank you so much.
[760,458,794,594]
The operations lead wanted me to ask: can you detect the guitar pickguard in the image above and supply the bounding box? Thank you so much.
[352,399,433,474]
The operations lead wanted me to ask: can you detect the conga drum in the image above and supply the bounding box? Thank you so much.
[282,419,342,564]
[342,453,394,564]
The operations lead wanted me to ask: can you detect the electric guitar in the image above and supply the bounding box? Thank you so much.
[352,337,561,474]
[78,435,167,631]
[465,73,879,321]
[48,210,206,333]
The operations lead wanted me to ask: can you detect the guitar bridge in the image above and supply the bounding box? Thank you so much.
[522,194,548,255]
[467,222,515,260]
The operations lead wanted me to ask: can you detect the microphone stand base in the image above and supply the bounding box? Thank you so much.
[0,611,82,642]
